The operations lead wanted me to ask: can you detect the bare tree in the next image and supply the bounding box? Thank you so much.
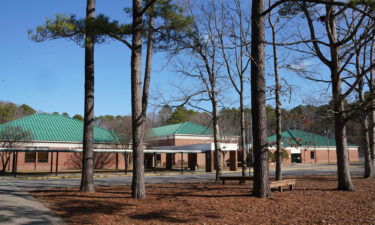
[0,126,31,174]
[216,0,251,177]
[288,1,375,190]
[369,40,375,176]
[98,115,133,174]
[162,0,238,181]
[355,36,375,178]
[268,0,283,181]
[68,152,115,170]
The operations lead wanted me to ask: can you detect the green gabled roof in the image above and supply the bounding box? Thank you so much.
[148,122,212,138]
[0,114,118,143]
[268,130,356,147]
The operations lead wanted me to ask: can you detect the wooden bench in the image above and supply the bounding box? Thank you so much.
[220,176,253,185]
[270,179,296,192]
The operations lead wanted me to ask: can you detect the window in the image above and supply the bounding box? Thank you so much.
[25,152,36,163]
[310,151,315,159]
[37,152,49,163]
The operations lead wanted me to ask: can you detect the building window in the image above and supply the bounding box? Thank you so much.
[25,152,36,163]
[310,151,315,159]
[37,152,49,163]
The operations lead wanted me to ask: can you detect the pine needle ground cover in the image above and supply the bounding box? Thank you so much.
[31,176,375,225]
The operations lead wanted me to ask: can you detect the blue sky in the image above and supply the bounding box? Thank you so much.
[0,1,329,117]
[0,0,169,116]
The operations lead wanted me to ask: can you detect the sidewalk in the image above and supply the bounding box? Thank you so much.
[0,180,65,225]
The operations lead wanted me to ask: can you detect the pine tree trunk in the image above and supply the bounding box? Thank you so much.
[131,0,145,199]
[212,97,222,182]
[80,0,96,193]
[251,0,271,197]
[240,90,247,177]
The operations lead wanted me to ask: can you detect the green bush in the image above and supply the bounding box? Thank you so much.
[269,148,289,162]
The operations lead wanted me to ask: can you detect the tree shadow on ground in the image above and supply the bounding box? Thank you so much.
[150,192,252,198]
[292,176,338,181]
[146,184,253,198]
[129,210,198,223]
[29,189,78,194]
[36,193,132,199]
[33,194,131,201]
[0,204,63,225]
[31,189,133,199]
[146,184,249,191]
[294,188,338,191]
[48,199,134,224]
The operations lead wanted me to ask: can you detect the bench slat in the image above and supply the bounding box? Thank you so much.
[270,179,296,192]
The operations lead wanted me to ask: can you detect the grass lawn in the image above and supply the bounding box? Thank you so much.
[31,175,375,225]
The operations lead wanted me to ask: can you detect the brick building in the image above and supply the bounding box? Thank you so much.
[2,114,357,174]
[0,115,238,173]
[0,114,125,173]
[146,122,239,171]
[268,130,359,164]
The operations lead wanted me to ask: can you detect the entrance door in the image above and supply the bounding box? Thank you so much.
[291,153,301,163]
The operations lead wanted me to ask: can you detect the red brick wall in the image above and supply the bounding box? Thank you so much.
[148,136,213,147]
[147,138,176,147]
[174,138,213,146]
[300,148,359,163]
[1,151,130,172]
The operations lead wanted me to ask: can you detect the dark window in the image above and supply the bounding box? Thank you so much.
[310,151,315,159]
[37,152,48,163]
[25,152,36,163]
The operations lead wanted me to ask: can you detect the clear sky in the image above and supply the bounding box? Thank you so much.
[0,1,329,117]
[1,0,163,116]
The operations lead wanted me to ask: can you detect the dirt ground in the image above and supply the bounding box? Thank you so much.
[31,176,375,225]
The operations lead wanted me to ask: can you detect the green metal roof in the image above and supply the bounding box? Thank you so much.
[268,130,356,147]
[0,114,118,143]
[148,122,212,138]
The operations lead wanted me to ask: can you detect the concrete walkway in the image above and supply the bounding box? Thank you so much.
[0,180,65,225]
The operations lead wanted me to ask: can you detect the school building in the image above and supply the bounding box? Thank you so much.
[0,114,359,174]
[146,122,239,172]
[268,130,359,164]
[0,114,239,173]
[0,114,126,173]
